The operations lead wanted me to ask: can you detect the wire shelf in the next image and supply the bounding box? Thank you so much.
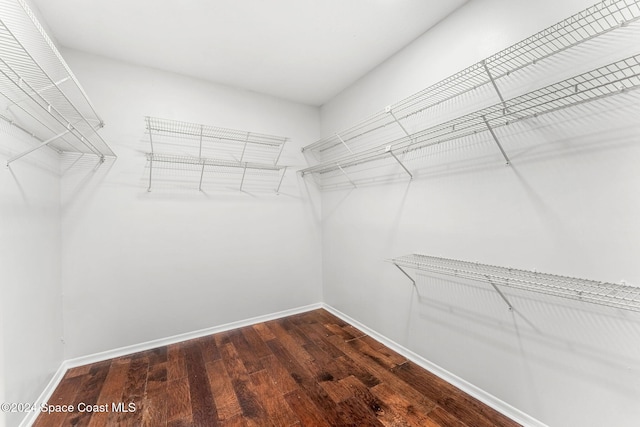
[302,0,640,159]
[300,54,640,177]
[0,0,115,164]
[390,254,640,312]
[145,117,288,192]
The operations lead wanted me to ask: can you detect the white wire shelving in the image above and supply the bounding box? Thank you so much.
[300,54,640,179]
[0,0,115,165]
[145,116,288,192]
[389,254,640,312]
[300,0,640,182]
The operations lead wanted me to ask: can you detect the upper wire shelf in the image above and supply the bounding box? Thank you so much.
[145,116,288,192]
[302,0,640,160]
[390,254,640,312]
[300,54,640,177]
[0,0,115,165]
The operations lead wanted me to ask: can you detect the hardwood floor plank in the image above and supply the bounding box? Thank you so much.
[184,342,218,426]
[391,361,520,427]
[252,322,276,342]
[250,369,299,426]
[227,329,264,374]
[206,359,243,421]
[167,343,188,381]
[87,359,132,427]
[283,390,333,427]
[166,377,193,425]
[339,375,398,427]
[220,343,268,422]
[370,382,437,427]
[259,354,300,395]
[32,375,83,427]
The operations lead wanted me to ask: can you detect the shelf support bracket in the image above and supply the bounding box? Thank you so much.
[240,132,249,162]
[336,163,357,188]
[482,61,509,114]
[482,115,510,165]
[198,161,206,191]
[393,263,416,287]
[336,133,353,154]
[240,162,248,191]
[276,166,287,194]
[6,129,71,166]
[386,107,411,138]
[147,154,153,192]
[485,275,513,310]
[274,138,286,165]
[199,125,204,159]
[146,117,154,154]
[385,146,412,179]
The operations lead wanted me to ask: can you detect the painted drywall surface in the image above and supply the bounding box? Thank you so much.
[59,49,323,359]
[318,0,640,426]
[0,124,64,427]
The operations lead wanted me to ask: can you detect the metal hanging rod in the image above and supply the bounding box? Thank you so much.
[300,54,640,177]
[0,0,115,163]
[389,254,640,312]
[301,0,640,157]
[144,117,288,192]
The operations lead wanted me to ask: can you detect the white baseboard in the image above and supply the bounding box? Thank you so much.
[18,361,70,427]
[19,302,322,427]
[321,303,548,427]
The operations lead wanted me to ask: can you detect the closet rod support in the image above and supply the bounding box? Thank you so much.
[198,161,206,191]
[482,116,510,165]
[147,156,153,192]
[7,129,71,166]
[240,162,248,191]
[385,146,412,179]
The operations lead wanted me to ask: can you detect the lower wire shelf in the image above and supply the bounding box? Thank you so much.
[146,153,287,193]
[389,254,640,312]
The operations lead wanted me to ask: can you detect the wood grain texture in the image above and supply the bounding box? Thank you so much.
[34,309,521,427]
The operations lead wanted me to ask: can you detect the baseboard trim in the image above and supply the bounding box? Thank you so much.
[64,302,323,369]
[321,303,548,427]
[19,302,322,427]
[18,361,70,427]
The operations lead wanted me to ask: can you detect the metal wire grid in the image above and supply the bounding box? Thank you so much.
[300,54,640,176]
[146,116,287,148]
[302,0,640,157]
[144,117,289,191]
[390,254,640,312]
[0,0,115,159]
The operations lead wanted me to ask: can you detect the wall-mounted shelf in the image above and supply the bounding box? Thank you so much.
[0,0,115,165]
[302,0,640,163]
[300,54,640,180]
[389,254,640,312]
[145,116,287,192]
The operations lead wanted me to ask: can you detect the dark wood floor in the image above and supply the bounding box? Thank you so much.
[34,309,520,427]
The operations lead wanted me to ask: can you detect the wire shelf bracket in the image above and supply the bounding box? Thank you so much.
[389,254,640,312]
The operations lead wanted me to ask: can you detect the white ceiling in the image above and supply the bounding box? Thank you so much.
[32,0,468,106]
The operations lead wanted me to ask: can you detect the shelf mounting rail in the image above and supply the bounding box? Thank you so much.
[389,254,640,312]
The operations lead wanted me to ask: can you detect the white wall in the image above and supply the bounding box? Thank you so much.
[0,123,64,427]
[319,0,640,426]
[59,49,323,359]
